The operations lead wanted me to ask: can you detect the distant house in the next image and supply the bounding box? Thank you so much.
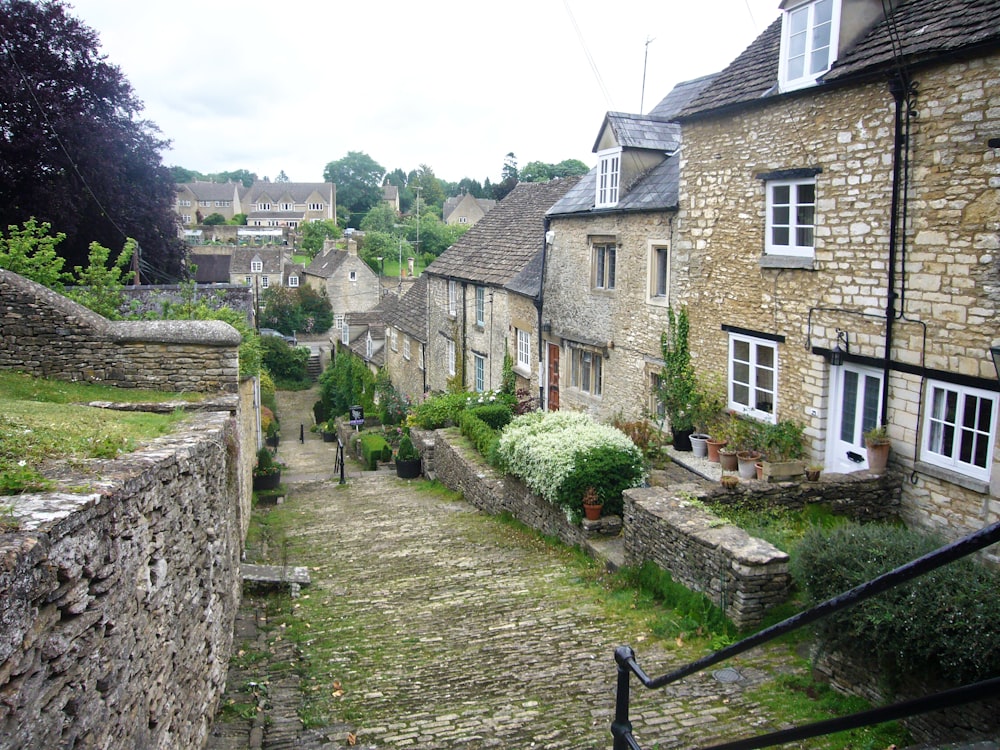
[175,181,241,226]
[339,310,386,375]
[304,242,380,343]
[442,193,496,227]
[424,179,580,396]
[383,276,428,402]
[382,184,400,213]
[173,180,336,230]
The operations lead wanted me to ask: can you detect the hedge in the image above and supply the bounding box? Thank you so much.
[359,433,391,471]
[459,410,501,465]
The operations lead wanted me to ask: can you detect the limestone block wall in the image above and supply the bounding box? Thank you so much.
[0,270,242,393]
[0,411,245,750]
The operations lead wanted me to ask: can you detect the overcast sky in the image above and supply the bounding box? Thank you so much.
[66,0,781,185]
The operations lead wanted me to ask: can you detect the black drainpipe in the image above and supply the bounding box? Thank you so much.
[883,73,912,426]
[536,218,551,408]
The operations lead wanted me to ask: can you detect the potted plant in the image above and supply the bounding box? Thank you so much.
[265,419,280,449]
[659,308,698,451]
[864,424,891,473]
[252,446,283,491]
[582,486,603,521]
[395,434,422,479]
[725,416,762,478]
[690,376,726,460]
[714,413,739,471]
[321,419,337,443]
[805,463,824,481]
[760,419,806,481]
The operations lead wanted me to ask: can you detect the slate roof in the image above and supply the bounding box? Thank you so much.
[243,182,334,204]
[426,178,581,286]
[547,153,680,217]
[504,249,544,299]
[305,250,349,279]
[230,247,284,274]
[681,0,1000,119]
[593,113,681,153]
[177,181,241,201]
[192,254,231,284]
[647,72,719,119]
[383,275,428,342]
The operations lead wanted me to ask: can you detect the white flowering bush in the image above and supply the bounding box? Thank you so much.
[496,411,645,518]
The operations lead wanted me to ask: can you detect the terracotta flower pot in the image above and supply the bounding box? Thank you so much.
[719,449,739,472]
[706,439,727,463]
[583,503,603,521]
[866,440,890,473]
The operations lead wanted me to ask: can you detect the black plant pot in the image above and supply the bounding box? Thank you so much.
[265,435,279,448]
[671,427,694,452]
[322,431,336,443]
[395,458,421,479]
[253,471,281,491]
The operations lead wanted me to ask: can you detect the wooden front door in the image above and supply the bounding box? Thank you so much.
[547,343,560,411]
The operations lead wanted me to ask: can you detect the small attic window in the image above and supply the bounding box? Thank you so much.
[779,0,840,92]
[596,147,621,208]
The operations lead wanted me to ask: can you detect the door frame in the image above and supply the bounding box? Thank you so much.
[546,342,560,411]
[825,361,884,473]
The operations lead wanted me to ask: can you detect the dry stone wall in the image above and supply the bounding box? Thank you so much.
[0,411,246,749]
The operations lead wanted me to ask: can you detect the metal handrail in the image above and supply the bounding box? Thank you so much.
[612,520,1000,749]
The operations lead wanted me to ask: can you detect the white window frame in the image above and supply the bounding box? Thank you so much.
[448,280,458,317]
[728,333,778,422]
[648,242,669,302]
[766,178,816,257]
[418,344,424,370]
[596,147,621,207]
[260,275,269,288]
[366,334,373,360]
[251,260,263,273]
[515,328,531,373]
[403,337,411,361]
[390,328,398,352]
[459,216,469,224]
[650,372,665,420]
[333,314,344,333]
[181,215,192,224]
[474,354,486,392]
[570,347,603,397]
[308,202,323,211]
[475,286,485,327]
[258,202,271,211]
[341,321,349,345]
[349,271,357,282]
[779,0,840,92]
[245,276,252,286]
[288,275,299,288]
[593,243,616,290]
[921,381,997,482]
[446,339,456,377]
[281,202,293,211]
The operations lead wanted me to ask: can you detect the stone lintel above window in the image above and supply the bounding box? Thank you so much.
[759,255,815,270]
[755,167,822,182]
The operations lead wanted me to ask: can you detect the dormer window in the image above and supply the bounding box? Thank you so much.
[251,260,263,273]
[779,0,839,92]
[596,147,621,207]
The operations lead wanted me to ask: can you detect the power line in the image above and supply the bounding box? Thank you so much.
[562,0,615,110]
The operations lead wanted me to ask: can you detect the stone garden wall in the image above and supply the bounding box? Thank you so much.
[0,410,247,750]
[0,270,241,393]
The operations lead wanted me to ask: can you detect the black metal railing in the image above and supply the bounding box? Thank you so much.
[611,520,1000,750]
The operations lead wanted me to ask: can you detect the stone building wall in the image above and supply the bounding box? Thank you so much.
[384,326,426,403]
[543,211,675,421]
[425,274,462,394]
[0,271,242,393]
[675,52,1000,552]
[0,410,246,750]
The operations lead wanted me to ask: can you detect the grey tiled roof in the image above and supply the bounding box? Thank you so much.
[305,250,349,279]
[244,182,334,204]
[247,211,304,220]
[230,247,284,274]
[176,181,241,201]
[504,249,544,299]
[192,254,231,283]
[426,178,581,286]
[384,275,428,342]
[681,0,1000,118]
[593,113,681,153]
[647,73,719,119]
[547,155,680,216]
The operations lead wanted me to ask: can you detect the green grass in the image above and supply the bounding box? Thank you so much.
[706,499,848,553]
[0,371,199,494]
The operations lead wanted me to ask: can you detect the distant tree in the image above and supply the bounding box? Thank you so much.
[260,284,332,335]
[322,151,385,218]
[230,213,248,226]
[299,219,340,257]
[456,177,485,198]
[0,0,186,281]
[211,169,256,188]
[170,166,205,183]
[520,161,553,182]
[410,164,445,211]
[360,202,398,235]
[202,213,226,225]
[357,230,399,273]
[275,170,289,182]
[492,153,519,200]
[553,159,590,177]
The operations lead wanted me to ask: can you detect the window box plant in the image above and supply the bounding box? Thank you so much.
[395,434,422,479]
[760,419,806,481]
[863,424,891,473]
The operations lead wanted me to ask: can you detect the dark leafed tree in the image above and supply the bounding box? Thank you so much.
[322,151,385,219]
[0,0,187,281]
[492,152,518,201]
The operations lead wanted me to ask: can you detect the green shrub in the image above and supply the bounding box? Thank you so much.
[496,411,645,520]
[467,403,512,430]
[313,400,330,426]
[396,435,419,461]
[792,522,1000,687]
[459,410,501,464]
[359,433,390,470]
[261,335,310,387]
[411,392,469,429]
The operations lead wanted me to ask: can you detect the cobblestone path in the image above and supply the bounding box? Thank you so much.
[209,387,807,749]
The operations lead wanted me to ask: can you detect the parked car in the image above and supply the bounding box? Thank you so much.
[260,328,297,346]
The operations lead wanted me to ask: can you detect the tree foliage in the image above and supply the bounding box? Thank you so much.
[0,219,69,289]
[0,0,186,281]
[260,284,333,334]
[322,151,385,220]
[299,219,340,257]
[520,159,590,182]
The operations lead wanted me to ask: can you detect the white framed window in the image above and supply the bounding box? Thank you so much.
[648,244,669,301]
[390,329,398,351]
[766,179,815,257]
[245,276,252,286]
[182,215,192,224]
[199,200,211,207]
[596,147,621,207]
[593,243,616,290]
[459,216,469,224]
[288,221,298,229]
[403,337,411,360]
[288,275,299,287]
[366,334,373,359]
[571,347,602,396]
[281,202,293,211]
[728,333,777,421]
[446,339,456,376]
[418,344,424,370]
[334,314,344,333]
[474,354,486,392]
[448,280,458,317]
[516,328,531,372]
[308,202,323,211]
[258,202,271,211]
[921,381,997,482]
[349,271,357,282]
[251,260,263,273]
[780,0,839,92]
[341,321,349,345]
[261,275,269,288]
[179,199,191,207]
[475,286,485,327]
[650,372,665,420]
